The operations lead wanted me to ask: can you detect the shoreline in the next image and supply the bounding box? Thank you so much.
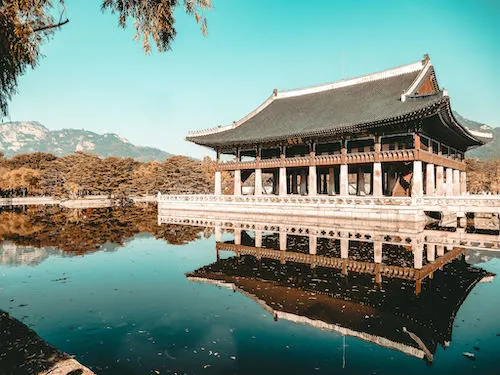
[0,195,156,208]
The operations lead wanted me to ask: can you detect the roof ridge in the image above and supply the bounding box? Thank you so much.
[276,59,424,100]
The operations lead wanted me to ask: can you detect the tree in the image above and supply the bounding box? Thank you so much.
[0,0,212,117]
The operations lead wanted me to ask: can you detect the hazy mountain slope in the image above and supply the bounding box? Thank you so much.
[0,121,172,162]
[453,112,499,160]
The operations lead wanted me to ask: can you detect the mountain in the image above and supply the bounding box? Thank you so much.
[453,112,500,160]
[0,121,172,162]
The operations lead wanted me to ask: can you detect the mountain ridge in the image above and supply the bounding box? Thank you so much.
[0,121,172,162]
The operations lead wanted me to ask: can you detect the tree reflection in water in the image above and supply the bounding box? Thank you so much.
[0,204,208,255]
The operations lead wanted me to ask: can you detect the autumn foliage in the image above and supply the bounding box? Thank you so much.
[0,152,214,197]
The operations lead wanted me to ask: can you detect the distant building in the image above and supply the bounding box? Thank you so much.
[187,55,487,197]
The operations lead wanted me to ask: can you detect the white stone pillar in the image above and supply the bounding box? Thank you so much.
[453,169,460,196]
[214,171,222,195]
[309,235,317,255]
[234,170,242,196]
[340,164,348,196]
[340,239,349,259]
[373,162,382,197]
[328,167,335,195]
[308,165,317,196]
[254,168,262,196]
[411,161,423,197]
[234,229,241,245]
[436,245,444,257]
[445,168,453,196]
[300,171,307,195]
[435,166,444,196]
[427,244,436,262]
[357,168,366,196]
[279,167,287,196]
[426,164,435,196]
[413,243,423,269]
[255,230,262,248]
[215,225,222,242]
[460,171,467,195]
[374,241,382,263]
[279,230,287,251]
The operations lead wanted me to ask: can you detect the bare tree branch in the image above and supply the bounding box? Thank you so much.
[33,18,69,33]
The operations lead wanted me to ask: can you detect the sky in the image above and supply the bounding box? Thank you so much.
[6,0,500,159]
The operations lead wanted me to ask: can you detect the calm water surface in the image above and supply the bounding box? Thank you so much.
[0,205,499,374]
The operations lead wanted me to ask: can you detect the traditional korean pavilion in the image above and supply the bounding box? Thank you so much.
[187,55,487,197]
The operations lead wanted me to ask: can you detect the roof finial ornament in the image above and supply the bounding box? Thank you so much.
[273,88,278,96]
[423,53,430,62]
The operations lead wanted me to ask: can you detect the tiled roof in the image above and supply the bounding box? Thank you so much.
[187,57,480,148]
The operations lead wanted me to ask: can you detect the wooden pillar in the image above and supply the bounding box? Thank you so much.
[445,168,453,196]
[328,167,335,195]
[460,171,467,195]
[426,163,435,196]
[453,169,461,196]
[234,169,242,196]
[255,168,262,196]
[435,166,444,196]
[373,162,382,197]
[411,161,423,197]
[279,167,287,196]
[214,171,222,195]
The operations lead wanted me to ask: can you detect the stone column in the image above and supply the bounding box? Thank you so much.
[254,168,262,196]
[328,167,336,195]
[435,166,444,196]
[279,230,287,251]
[309,235,317,255]
[291,172,298,194]
[279,167,287,196]
[460,171,467,195]
[356,168,366,196]
[214,225,222,242]
[308,166,317,196]
[374,241,382,263]
[426,164,435,196]
[340,239,349,259]
[255,230,262,248]
[214,171,222,195]
[373,162,382,197]
[436,245,445,256]
[453,169,461,196]
[234,229,241,245]
[411,161,423,197]
[445,168,453,196]
[300,171,307,195]
[340,164,348,196]
[413,243,423,269]
[427,244,436,262]
[234,170,242,196]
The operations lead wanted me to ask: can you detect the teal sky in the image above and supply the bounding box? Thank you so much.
[6,0,500,159]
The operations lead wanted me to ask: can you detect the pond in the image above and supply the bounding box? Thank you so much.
[0,204,499,374]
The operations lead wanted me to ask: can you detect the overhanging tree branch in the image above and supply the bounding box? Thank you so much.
[33,18,69,33]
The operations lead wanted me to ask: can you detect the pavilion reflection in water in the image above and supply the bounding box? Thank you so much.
[186,226,494,363]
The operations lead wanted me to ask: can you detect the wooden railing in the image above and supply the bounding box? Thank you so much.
[217,149,465,171]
